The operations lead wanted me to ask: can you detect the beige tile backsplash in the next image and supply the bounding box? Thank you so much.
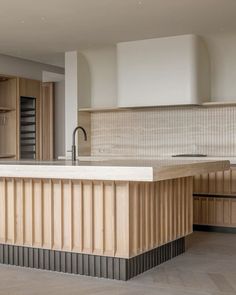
[90,106,236,157]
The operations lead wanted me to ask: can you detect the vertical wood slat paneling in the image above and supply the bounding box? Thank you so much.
[193,166,236,228]
[193,167,236,195]
[193,196,236,227]
[129,177,193,257]
[0,177,193,258]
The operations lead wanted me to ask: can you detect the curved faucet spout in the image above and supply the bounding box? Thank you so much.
[72,126,87,161]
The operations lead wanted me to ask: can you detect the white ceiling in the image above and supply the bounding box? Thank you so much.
[0,0,236,67]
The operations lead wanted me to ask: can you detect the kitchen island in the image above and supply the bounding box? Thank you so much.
[0,159,230,280]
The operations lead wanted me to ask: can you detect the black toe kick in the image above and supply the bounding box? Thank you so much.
[0,238,185,281]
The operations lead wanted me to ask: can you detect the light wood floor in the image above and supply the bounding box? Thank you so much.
[0,232,236,295]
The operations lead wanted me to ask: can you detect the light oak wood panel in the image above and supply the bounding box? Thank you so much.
[0,177,193,258]
[129,177,193,257]
[193,196,236,227]
[0,78,17,157]
[41,82,54,160]
[194,166,236,195]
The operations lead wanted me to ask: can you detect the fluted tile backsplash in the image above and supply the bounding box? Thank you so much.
[90,106,236,157]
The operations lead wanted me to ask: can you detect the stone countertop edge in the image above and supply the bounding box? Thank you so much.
[0,159,230,182]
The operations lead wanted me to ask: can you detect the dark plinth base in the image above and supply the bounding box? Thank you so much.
[193,224,236,234]
[0,238,185,281]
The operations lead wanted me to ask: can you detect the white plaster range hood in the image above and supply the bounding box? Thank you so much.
[117,34,210,107]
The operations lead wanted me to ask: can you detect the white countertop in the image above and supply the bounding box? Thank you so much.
[0,159,230,182]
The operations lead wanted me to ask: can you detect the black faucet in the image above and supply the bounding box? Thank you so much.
[72,126,87,161]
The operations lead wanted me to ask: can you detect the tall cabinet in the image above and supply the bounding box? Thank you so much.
[18,78,41,160]
[0,76,54,160]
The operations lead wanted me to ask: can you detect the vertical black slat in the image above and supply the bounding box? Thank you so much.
[129,258,133,279]
[154,248,158,267]
[148,251,151,269]
[60,252,66,273]
[133,257,137,277]
[107,257,114,280]
[13,246,19,265]
[171,240,174,258]
[180,238,183,254]
[134,256,139,276]
[159,246,163,263]
[163,245,166,263]
[44,250,50,270]
[157,247,161,265]
[174,240,178,257]
[0,245,4,263]
[176,239,180,255]
[175,239,179,255]
[149,250,153,269]
[153,248,157,267]
[143,252,147,272]
[71,253,78,274]
[172,241,175,255]
[4,245,9,264]
[66,252,72,274]
[50,250,55,271]
[83,255,89,276]
[114,258,120,280]
[95,256,101,278]
[167,244,170,260]
[164,245,167,261]
[101,256,107,278]
[39,249,44,270]
[23,247,29,267]
[89,255,95,277]
[9,246,14,265]
[33,248,39,269]
[29,248,34,268]
[140,254,144,274]
[55,251,61,272]
[78,254,83,275]
[119,259,128,281]
[137,256,141,277]
[19,247,24,267]
[177,239,181,255]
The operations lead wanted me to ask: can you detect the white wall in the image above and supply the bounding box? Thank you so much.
[65,51,79,155]
[0,54,64,80]
[78,46,117,108]
[54,80,65,158]
[203,33,236,101]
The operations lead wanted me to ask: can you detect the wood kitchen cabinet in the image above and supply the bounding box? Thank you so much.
[193,166,236,230]
[0,75,54,160]
[0,76,18,159]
